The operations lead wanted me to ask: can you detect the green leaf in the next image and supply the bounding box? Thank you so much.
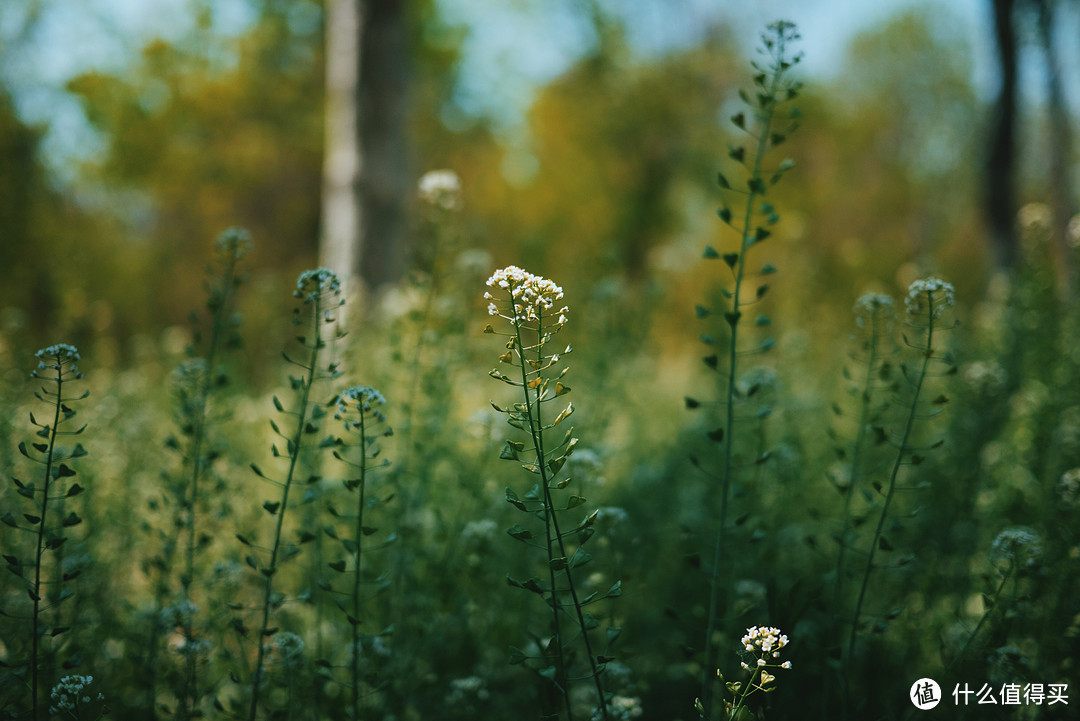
[505,488,527,512]
[53,464,76,479]
[717,172,731,189]
[263,501,281,515]
[566,495,586,510]
[695,304,710,319]
[722,253,739,269]
[757,284,770,299]
[717,207,733,224]
[499,443,520,461]
[703,245,720,259]
[684,397,700,409]
[66,483,84,498]
[729,145,745,162]
[761,263,778,275]
[730,112,745,129]
[754,227,772,242]
[328,560,347,573]
[61,512,81,528]
[707,428,724,443]
[756,315,771,327]
[508,647,529,664]
[606,580,623,598]
[272,396,284,412]
[507,525,533,542]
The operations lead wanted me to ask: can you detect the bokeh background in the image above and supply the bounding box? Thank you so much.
[1,1,1078,720]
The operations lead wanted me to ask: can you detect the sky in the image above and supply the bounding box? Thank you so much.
[0,0,1070,178]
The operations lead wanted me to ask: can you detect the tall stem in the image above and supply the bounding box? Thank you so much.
[352,410,367,721]
[847,310,936,661]
[248,296,324,721]
[701,67,782,718]
[31,369,64,721]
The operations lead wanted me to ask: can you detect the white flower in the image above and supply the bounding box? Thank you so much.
[418,169,462,210]
[905,277,955,318]
[485,266,567,327]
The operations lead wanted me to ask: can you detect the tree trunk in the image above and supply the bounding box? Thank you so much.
[986,0,1020,270]
[360,0,411,290]
[1036,0,1077,298]
[320,0,364,291]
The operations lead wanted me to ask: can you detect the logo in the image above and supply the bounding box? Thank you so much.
[911,678,942,710]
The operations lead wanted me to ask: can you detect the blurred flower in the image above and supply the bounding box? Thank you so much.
[461,518,498,544]
[591,695,643,720]
[418,169,462,211]
[990,526,1041,567]
[854,292,894,327]
[905,277,955,318]
[215,226,253,259]
[963,361,1007,394]
[294,267,342,304]
[1059,468,1080,506]
[264,631,305,669]
[50,675,102,715]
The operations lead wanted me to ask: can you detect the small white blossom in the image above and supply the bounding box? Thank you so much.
[418,169,462,210]
[485,266,567,328]
[905,277,955,318]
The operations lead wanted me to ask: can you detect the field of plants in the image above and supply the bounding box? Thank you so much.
[1,5,1079,721]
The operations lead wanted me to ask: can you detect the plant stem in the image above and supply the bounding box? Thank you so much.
[179,250,239,721]
[31,368,65,721]
[847,308,936,661]
[352,410,367,721]
[701,67,782,718]
[248,296,325,721]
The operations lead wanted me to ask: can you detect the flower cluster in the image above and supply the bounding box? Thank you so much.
[335,385,389,428]
[418,169,462,211]
[484,265,567,328]
[990,526,1042,567]
[50,674,104,715]
[854,292,894,327]
[905,277,955,319]
[34,344,81,374]
[739,626,792,681]
[591,695,643,720]
[294,267,343,304]
[214,226,253,259]
[263,631,305,669]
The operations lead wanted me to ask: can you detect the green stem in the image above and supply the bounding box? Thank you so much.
[834,309,883,605]
[31,367,64,721]
[352,410,367,721]
[179,251,239,721]
[847,305,937,662]
[701,67,783,718]
[248,296,325,721]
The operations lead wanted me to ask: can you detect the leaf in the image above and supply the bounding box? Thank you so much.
[272,396,284,412]
[53,464,76,478]
[61,512,81,528]
[695,304,710,319]
[507,525,533,542]
[716,172,731,189]
[566,495,586,510]
[756,284,770,299]
[703,245,720,259]
[878,537,894,551]
[555,382,570,396]
[606,580,623,598]
[66,484,84,498]
[499,444,520,461]
[263,501,281,515]
[508,647,529,664]
[328,560,347,573]
[684,397,700,409]
[717,207,732,224]
[722,253,739,269]
[505,488,527,512]
[707,428,724,443]
[730,112,745,129]
[552,403,574,427]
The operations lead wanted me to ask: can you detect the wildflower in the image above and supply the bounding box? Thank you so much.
[485,266,567,328]
[418,169,462,211]
[294,267,342,304]
[854,292,894,327]
[990,526,1041,566]
[591,695,643,720]
[50,675,101,714]
[1059,468,1080,506]
[214,226,253,259]
[904,277,955,318]
[34,344,81,374]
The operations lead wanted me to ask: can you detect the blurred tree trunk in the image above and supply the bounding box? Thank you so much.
[986,0,1020,270]
[320,0,410,294]
[360,0,411,289]
[320,0,363,289]
[1035,0,1077,298]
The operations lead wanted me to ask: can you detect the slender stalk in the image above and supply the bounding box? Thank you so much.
[847,306,936,661]
[834,306,884,605]
[351,410,367,721]
[248,294,325,721]
[178,248,241,721]
[30,369,64,721]
[701,65,784,718]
